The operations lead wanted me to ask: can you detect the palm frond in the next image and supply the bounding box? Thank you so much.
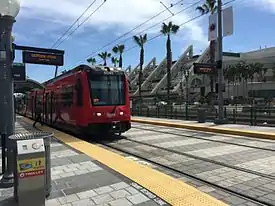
[98,53,104,59]
[171,24,180,34]
[160,22,169,34]
[168,21,173,28]
[118,44,125,53]
[111,57,118,63]
[196,6,205,14]
[142,34,147,44]
[133,35,142,47]
[87,57,96,63]
[107,53,112,57]
[205,0,217,14]
[112,46,118,53]
[202,3,210,14]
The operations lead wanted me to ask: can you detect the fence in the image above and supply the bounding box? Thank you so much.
[131,104,275,127]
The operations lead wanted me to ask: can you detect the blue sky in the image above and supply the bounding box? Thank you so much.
[13,0,275,83]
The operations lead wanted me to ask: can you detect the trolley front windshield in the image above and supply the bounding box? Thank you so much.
[89,74,126,106]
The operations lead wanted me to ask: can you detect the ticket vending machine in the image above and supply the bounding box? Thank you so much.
[15,138,46,206]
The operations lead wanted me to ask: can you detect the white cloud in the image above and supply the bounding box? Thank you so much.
[255,0,275,12]
[238,0,275,13]
[18,0,208,48]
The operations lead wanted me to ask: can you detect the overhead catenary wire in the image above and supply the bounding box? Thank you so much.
[51,0,97,49]
[98,13,204,64]
[85,0,203,61]
[67,7,204,68]
[63,0,236,70]
[82,0,186,60]
[97,0,236,64]
[69,0,202,69]
[54,0,107,49]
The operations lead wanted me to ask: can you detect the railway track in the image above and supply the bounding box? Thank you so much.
[97,138,274,206]
[131,125,275,152]
[107,137,275,180]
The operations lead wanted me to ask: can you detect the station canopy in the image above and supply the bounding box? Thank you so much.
[14,79,45,94]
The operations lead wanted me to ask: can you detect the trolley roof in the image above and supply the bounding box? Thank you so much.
[43,64,125,86]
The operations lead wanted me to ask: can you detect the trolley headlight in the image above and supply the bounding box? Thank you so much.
[119,112,124,116]
[96,112,102,116]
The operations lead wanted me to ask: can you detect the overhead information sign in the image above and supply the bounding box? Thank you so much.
[23,51,64,66]
[193,63,216,74]
[12,63,26,81]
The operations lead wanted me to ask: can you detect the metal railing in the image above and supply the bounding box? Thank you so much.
[131,104,275,127]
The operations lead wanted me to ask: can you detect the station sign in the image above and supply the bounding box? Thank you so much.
[193,63,216,74]
[23,51,64,66]
[12,63,26,81]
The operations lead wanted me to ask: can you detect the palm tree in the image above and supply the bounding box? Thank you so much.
[87,57,97,65]
[112,44,125,67]
[246,62,259,102]
[160,21,180,107]
[111,57,119,67]
[133,34,147,103]
[253,62,266,82]
[98,52,111,66]
[224,65,233,100]
[196,0,217,95]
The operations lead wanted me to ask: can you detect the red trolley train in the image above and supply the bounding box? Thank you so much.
[25,64,131,135]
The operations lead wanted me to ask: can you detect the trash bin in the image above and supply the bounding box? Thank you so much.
[9,132,53,197]
[197,108,206,123]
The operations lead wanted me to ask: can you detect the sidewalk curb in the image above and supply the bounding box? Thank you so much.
[132,118,275,140]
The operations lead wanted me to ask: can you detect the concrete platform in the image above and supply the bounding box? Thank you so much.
[0,118,170,206]
[15,116,228,206]
[132,116,275,140]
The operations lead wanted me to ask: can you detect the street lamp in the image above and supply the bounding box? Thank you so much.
[0,0,20,17]
[0,0,20,188]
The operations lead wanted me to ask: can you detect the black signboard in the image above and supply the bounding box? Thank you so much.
[23,51,64,66]
[193,63,216,74]
[12,63,26,81]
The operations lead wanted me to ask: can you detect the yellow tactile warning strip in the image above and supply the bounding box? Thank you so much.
[132,117,275,140]
[22,117,227,206]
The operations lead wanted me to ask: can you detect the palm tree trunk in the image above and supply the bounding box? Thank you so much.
[104,59,107,66]
[119,53,123,68]
[166,35,172,109]
[138,47,144,109]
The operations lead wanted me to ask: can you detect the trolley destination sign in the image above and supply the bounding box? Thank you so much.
[22,51,64,66]
[193,63,216,74]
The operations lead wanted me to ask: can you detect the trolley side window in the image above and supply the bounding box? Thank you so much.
[75,79,83,106]
[62,86,74,107]
[89,75,125,106]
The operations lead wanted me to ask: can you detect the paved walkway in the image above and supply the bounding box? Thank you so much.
[0,118,168,206]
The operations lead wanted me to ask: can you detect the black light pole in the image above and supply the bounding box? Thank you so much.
[0,0,20,187]
[54,65,58,77]
[214,0,227,124]
[184,70,189,120]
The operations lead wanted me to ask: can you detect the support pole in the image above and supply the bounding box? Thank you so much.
[0,15,15,188]
[214,0,227,124]
[54,65,58,78]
